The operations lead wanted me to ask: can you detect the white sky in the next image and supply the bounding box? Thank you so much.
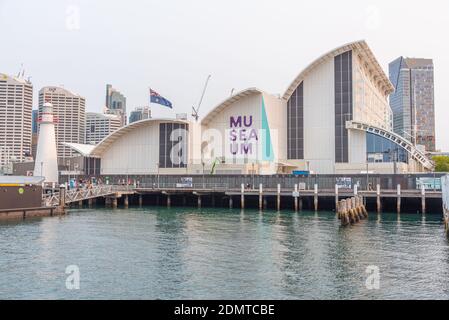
[1,0,448,150]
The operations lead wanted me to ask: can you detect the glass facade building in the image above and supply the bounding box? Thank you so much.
[389,57,435,151]
[366,133,408,164]
[105,84,127,127]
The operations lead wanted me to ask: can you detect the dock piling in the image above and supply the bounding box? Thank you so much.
[421,185,426,214]
[314,184,318,211]
[277,184,281,211]
[241,183,245,209]
[376,184,381,213]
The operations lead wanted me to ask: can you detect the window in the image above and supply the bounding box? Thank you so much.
[287,82,304,159]
[335,50,353,163]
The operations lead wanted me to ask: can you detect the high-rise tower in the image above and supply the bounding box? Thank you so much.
[39,86,86,160]
[389,57,436,151]
[0,73,33,169]
[33,102,58,184]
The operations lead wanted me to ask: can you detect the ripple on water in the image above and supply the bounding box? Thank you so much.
[0,208,448,299]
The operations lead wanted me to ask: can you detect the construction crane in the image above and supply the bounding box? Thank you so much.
[192,74,211,122]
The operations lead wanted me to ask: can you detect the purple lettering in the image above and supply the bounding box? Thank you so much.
[243,116,253,127]
[230,116,242,128]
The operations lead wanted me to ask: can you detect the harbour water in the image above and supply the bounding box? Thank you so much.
[1,207,448,300]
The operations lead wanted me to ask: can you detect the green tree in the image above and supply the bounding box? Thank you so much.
[433,156,449,172]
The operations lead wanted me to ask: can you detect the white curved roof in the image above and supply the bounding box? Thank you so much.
[63,143,96,157]
[282,40,394,100]
[201,88,264,126]
[90,118,189,156]
[64,118,189,157]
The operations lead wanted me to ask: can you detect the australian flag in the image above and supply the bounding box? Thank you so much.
[150,89,173,109]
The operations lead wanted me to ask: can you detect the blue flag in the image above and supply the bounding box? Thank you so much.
[150,88,173,108]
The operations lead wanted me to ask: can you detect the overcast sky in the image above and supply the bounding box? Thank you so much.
[1,0,448,150]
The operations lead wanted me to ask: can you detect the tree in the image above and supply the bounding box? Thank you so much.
[433,156,449,172]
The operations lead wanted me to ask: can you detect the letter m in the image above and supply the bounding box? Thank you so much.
[230,116,242,128]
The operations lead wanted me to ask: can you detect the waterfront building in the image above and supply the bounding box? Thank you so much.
[64,40,434,175]
[0,73,33,169]
[39,86,86,161]
[389,57,436,151]
[86,112,122,145]
[105,84,127,127]
[129,106,151,124]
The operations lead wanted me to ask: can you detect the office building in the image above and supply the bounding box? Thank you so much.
[105,84,127,126]
[86,112,121,145]
[389,57,436,151]
[0,73,33,168]
[39,86,86,161]
[129,106,151,124]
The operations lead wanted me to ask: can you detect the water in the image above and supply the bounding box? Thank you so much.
[1,207,448,300]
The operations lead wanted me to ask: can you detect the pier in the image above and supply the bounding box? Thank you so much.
[37,173,445,215]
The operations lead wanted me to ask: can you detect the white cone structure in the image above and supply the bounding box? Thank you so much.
[34,102,59,184]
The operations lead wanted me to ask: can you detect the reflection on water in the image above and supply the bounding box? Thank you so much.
[0,207,448,300]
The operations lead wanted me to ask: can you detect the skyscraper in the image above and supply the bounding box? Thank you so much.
[31,109,39,159]
[105,84,127,126]
[129,106,151,124]
[389,57,436,151]
[0,73,33,168]
[39,86,86,160]
[86,112,121,144]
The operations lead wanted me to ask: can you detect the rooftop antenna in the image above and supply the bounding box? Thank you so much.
[17,63,24,78]
[192,74,211,122]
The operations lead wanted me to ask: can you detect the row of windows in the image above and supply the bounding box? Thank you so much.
[159,123,188,168]
[287,82,304,160]
[334,50,353,163]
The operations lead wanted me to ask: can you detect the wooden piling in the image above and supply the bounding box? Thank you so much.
[112,197,118,209]
[376,184,381,214]
[241,183,245,209]
[421,185,426,214]
[229,196,233,209]
[314,184,318,211]
[335,184,339,212]
[139,194,143,207]
[124,195,129,209]
[277,184,281,211]
[197,195,202,209]
[294,184,298,212]
[167,194,171,208]
[259,184,263,211]
[397,184,401,214]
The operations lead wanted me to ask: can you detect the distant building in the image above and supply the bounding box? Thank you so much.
[31,109,39,159]
[0,73,33,169]
[86,112,121,145]
[39,86,86,161]
[105,84,127,126]
[389,57,436,151]
[129,106,151,124]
